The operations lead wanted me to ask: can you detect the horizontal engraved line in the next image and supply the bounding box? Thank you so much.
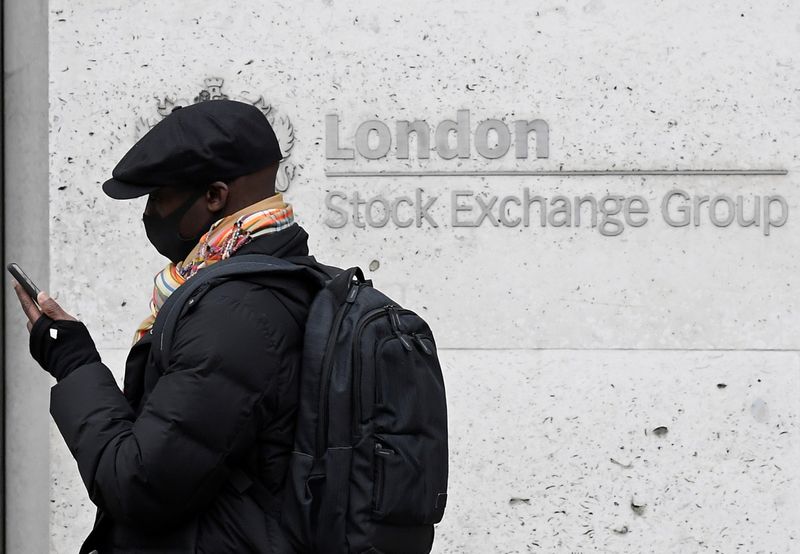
[325,169,789,177]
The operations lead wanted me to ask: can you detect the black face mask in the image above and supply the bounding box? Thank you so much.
[142,188,214,263]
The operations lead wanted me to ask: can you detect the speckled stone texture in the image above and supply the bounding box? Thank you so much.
[45,0,799,552]
[437,351,799,553]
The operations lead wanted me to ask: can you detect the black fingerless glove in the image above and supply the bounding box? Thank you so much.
[29,316,101,381]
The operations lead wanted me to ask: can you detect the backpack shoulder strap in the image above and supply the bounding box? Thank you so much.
[151,254,320,369]
[285,254,347,282]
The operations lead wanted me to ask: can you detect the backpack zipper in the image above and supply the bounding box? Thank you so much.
[351,305,414,437]
[373,442,396,512]
[387,306,413,351]
[412,333,433,356]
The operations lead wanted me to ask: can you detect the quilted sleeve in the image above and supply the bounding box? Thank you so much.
[50,288,287,529]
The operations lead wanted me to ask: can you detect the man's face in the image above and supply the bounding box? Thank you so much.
[144,187,209,239]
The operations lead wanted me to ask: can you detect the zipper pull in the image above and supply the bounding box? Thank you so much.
[386,306,413,351]
[412,333,433,355]
[346,283,360,304]
[374,442,396,456]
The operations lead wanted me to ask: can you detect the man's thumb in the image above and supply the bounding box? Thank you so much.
[37,291,66,318]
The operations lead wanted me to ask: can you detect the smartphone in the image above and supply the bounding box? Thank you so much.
[7,263,42,301]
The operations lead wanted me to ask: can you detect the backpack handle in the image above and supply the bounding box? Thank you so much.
[323,265,370,306]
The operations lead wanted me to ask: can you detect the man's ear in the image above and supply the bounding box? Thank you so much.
[205,181,229,212]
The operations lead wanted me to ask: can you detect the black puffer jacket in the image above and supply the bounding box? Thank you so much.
[49,224,321,553]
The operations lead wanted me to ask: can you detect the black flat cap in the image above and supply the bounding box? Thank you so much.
[103,99,283,199]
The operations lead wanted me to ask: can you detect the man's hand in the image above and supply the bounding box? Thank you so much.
[12,281,99,381]
[12,281,77,333]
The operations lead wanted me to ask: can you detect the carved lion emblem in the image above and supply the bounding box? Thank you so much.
[135,78,296,192]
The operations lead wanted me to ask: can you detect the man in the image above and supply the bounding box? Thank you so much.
[13,99,320,553]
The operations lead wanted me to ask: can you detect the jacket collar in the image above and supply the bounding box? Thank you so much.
[233,222,310,260]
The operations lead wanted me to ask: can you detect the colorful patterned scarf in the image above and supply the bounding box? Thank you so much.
[133,193,294,344]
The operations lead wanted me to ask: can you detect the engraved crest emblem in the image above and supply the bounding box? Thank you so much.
[135,78,296,192]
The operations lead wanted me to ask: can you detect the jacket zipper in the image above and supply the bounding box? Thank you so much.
[316,283,361,458]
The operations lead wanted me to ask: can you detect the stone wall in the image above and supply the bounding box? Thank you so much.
[9,0,800,552]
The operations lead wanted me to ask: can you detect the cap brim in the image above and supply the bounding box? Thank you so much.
[102,178,160,200]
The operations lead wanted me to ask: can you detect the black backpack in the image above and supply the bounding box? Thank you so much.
[151,254,449,553]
